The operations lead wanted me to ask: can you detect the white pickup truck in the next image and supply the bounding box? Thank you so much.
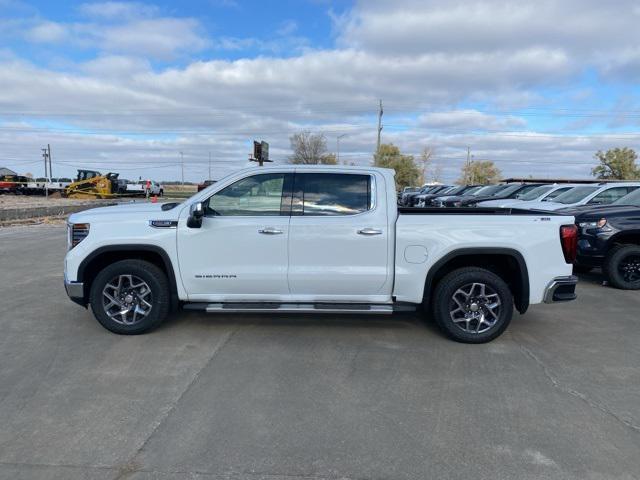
[64,165,578,343]
[125,180,164,197]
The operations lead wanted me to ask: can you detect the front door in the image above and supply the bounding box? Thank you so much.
[287,171,391,301]
[177,172,293,301]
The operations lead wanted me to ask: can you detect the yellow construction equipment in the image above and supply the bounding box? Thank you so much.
[64,170,120,199]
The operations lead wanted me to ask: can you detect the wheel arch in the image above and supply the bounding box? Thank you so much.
[607,230,640,249]
[77,245,179,310]
[424,248,530,314]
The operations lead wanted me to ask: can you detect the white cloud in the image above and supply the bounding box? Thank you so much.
[78,2,158,20]
[97,18,208,58]
[276,19,298,36]
[26,21,68,43]
[2,0,640,182]
[418,110,526,131]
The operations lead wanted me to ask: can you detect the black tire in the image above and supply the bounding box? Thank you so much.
[89,259,170,334]
[573,264,593,274]
[603,244,640,290]
[431,267,514,344]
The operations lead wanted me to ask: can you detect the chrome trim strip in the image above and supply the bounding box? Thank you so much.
[149,220,178,229]
[200,303,394,314]
[543,275,578,303]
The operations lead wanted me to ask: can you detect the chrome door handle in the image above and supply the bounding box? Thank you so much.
[258,227,283,235]
[357,228,383,235]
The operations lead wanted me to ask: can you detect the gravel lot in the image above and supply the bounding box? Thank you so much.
[0,194,108,209]
[1,223,639,480]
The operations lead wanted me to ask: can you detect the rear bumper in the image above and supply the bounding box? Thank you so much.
[64,278,86,307]
[576,254,604,268]
[543,275,578,303]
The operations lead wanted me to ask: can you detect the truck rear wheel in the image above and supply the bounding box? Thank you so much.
[603,244,640,290]
[89,260,170,334]
[431,267,514,343]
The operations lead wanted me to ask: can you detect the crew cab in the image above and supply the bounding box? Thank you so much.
[64,165,578,343]
[560,188,640,289]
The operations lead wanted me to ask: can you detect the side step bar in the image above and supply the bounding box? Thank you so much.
[183,302,415,314]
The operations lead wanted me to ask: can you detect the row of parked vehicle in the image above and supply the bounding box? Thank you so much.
[0,175,73,195]
[0,172,164,197]
[399,181,640,290]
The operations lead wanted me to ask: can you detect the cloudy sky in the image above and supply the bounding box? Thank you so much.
[1,0,640,182]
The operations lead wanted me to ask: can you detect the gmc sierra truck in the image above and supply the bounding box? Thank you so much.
[64,165,578,343]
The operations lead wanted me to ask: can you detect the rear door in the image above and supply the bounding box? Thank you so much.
[287,171,391,301]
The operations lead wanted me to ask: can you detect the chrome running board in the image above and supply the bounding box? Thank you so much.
[183,302,407,314]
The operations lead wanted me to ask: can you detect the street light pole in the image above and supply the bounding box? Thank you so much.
[337,134,347,163]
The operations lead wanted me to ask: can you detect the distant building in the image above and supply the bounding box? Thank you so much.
[0,167,17,176]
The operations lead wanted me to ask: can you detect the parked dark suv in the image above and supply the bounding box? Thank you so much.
[559,188,640,289]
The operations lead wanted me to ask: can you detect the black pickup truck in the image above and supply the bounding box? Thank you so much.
[559,188,640,289]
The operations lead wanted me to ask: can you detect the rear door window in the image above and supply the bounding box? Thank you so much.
[588,187,638,205]
[294,173,372,216]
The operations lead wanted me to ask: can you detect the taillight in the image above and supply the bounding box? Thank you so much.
[560,224,578,264]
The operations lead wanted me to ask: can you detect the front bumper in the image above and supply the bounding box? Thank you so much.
[543,275,578,303]
[64,278,86,307]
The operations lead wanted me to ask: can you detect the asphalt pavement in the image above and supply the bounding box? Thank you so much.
[0,223,639,480]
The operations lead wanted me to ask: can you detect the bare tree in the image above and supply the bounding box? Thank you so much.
[288,131,337,164]
[419,147,436,184]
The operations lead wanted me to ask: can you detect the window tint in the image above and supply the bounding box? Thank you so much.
[553,186,599,204]
[544,186,572,200]
[505,184,540,198]
[588,187,637,205]
[296,173,371,216]
[517,185,553,201]
[613,187,640,207]
[205,173,286,216]
[472,185,506,196]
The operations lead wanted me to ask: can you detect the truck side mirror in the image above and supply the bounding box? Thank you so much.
[187,202,204,228]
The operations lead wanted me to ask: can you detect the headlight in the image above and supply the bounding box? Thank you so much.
[578,218,608,229]
[67,222,90,250]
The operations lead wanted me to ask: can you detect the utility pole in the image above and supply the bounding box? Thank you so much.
[47,144,52,178]
[208,152,212,180]
[180,151,184,185]
[41,147,49,197]
[337,134,347,163]
[376,99,383,154]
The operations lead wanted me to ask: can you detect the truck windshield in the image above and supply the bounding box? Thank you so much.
[552,186,599,204]
[442,185,466,196]
[471,185,505,196]
[613,188,640,207]
[462,186,482,195]
[517,185,553,201]
[493,184,522,197]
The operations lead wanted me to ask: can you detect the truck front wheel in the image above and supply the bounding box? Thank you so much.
[431,267,514,343]
[89,259,170,334]
[603,244,640,290]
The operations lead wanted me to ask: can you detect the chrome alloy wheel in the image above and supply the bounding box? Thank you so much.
[619,254,640,283]
[102,274,153,325]
[449,282,502,334]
